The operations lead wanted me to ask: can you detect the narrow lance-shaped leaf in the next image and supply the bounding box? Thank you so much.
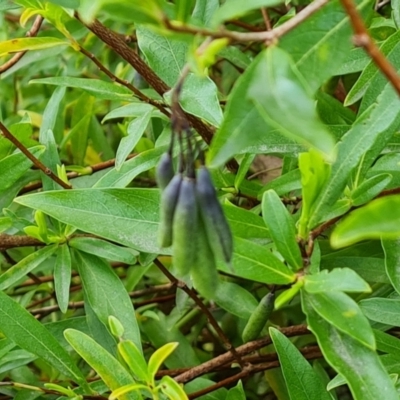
[0,244,58,291]
[75,251,142,353]
[302,292,398,400]
[0,37,69,56]
[270,327,331,400]
[262,189,303,270]
[64,329,138,400]
[0,291,87,386]
[382,238,400,294]
[54,244,71,314]
[247,47,336,159]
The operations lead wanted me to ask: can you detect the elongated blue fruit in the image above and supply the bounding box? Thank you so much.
[196,166,233,263]
[242,292,275,342]
[172,177,198,277]
[190,215,219,300]
[156,152,175,191]
[158,174,182,248]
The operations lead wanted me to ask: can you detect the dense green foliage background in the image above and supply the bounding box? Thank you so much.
[2,0,400,399]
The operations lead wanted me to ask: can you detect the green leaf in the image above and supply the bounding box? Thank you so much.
[303,292,398,400]
[54,244,71,314]
[64,329,138,400]
[304,268,371,293]
[234,154,255,191]
[0,146,45,192]
[211,0,282,26]
[374,329,400,358]
[262,189,302,270]
[118,340,149,383]
[383,238,400,294]
[224,237,296,285]
[280,0,371,93]
[148,342,178,381]
[0,292,86,385]
[351,173,392,206]
[309,81,400,229]
[345,31,400,106]
[136,27,222,126]
[214,281,258,319]
[270,327,331,400]
[69,237,138,264]
[30,76,134,101]
[75,251,142,352]
[102,103,156,122]
[331,195,400,248]
[94,146,166,188]
[208,52,302,168]
[0,37,69,56]
[306,291,375,349]
[248,47,336,159]
[225,381,246,400]
[15,188,164,254]
[115,110,152,170]
[160,375,188,400]
[0,244,58,290]
[360,298,400,326]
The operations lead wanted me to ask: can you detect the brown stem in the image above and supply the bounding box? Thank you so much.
[0,121,71,189]
[0,15,44,74]
[340,0,400,96]
[154,258,247,369]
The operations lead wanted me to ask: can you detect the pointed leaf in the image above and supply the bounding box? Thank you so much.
[148,342,179,380]
[0,245,58,290]
[262,189,303,270]
[118,340,149,383]
[64,329,137,400]
[306,291,375,349]
[382,238,400,294]
[331,195,400,248]
[304,268,371,293]
[302,292,398,400]
[0,37,69,56]
[270,327,331,400]
[54,244,71,314]
[0,292,86,385]
[75,251,142,352]
[160,375,188,400]
[248,47,335,159]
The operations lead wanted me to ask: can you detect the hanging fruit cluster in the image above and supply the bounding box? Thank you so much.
[156,128,233,298]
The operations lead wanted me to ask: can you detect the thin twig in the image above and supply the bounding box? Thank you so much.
[340,0,400,96]
[0,121,71,189]
[163,0,329,43]
[0,15,44,74]
[261,8,273,31]
[154,258,247,369]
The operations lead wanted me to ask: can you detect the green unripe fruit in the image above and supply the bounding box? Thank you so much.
[172,177,198,277]
[196,166,233,263]
[156,152,175,191]
[242,292,275,343]
[158,174,182,248]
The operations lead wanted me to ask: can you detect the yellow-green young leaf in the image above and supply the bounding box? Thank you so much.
[298,149,331,239]
[0,37,69,56]
[0,244,58,290]
[160,375,188,400]
[110,384,150,400]
[64,329,138,400]
[331,195,400,248]
[302,292,398,400]
[306,291,375,349]
[247,47,336,160]
[262,190,302,270]
[109,316,125,339]
[274,279,304,310]
[270,327,331,400]
[118,341,149,383]
[148,343,179,381]
[304,268,371,293]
